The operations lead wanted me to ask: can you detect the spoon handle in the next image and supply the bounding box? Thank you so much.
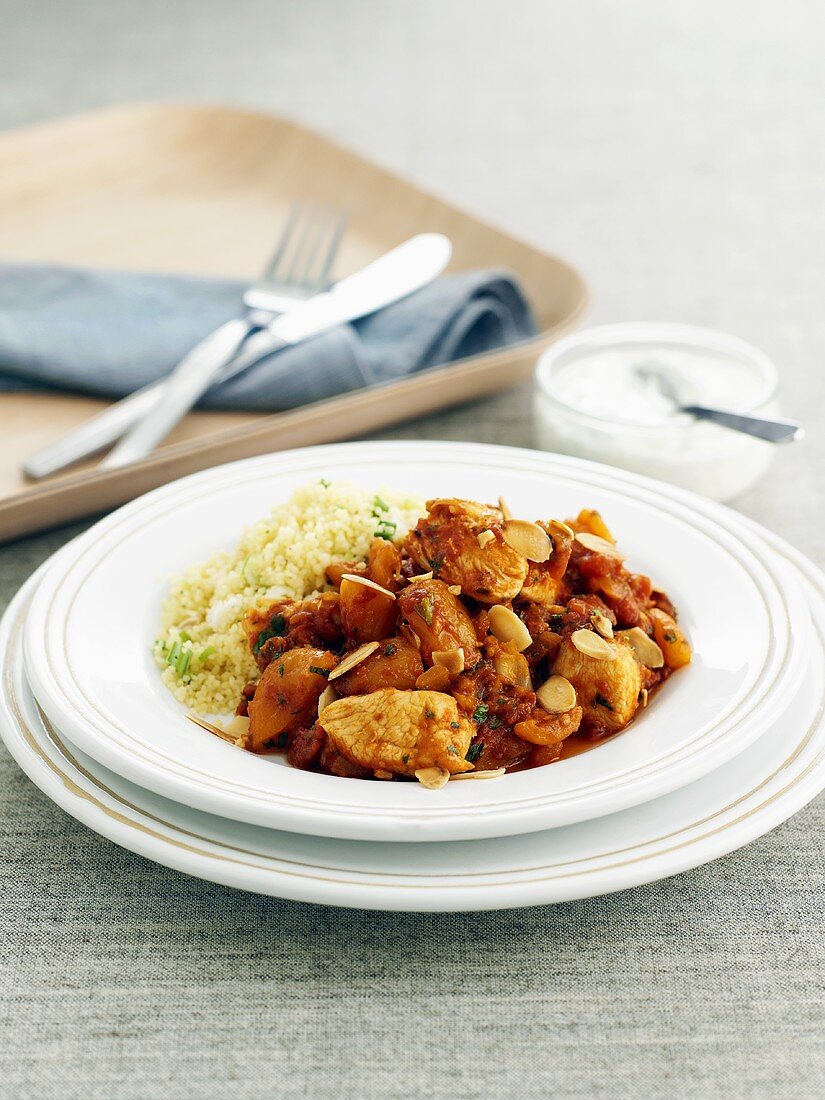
[682,405,804,445]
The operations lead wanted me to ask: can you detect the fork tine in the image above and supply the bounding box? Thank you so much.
[281,203,324,287]
[309,209,348,292]
[289,203,331,288]
[260,202,302,281]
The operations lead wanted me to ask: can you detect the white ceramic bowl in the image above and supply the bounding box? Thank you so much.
[534,323,780,500]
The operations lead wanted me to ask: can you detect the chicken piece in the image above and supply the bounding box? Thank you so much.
[519,521,574,606]
[247,648,336,751]
[397,578,481,665]
[333,638,424,697]
[403,498,528,603]
[552,634,642,737]
[245,593,342,669]
[493,647,532,690]
[317,689,474,777]
[339,575,398,642]
[514,705,583,746]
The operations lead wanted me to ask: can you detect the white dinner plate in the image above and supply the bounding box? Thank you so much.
[3,518,824,911]
[22,442,810,842]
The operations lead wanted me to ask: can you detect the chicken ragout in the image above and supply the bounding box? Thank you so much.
[207,497,691,788]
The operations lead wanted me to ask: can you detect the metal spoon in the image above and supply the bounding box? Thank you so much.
[635,365,804,444]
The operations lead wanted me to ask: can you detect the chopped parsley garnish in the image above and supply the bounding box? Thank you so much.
[374,519,396,540]
[487,715,502,729]
[176,648,192,681]
[309,666,330,678]
[664,630,677,643]
[165,633,195,682]
[472,703,489,724]
[383,643,397,656]
[371,496,396,539]
[450,721,460,729]
[424,708,436,719]
[319,478,331,488]
[275,732,288,749]
[594,692,614,711]
[278,663,285,677]
[417,597,433,626]
[549,613,564,631]
[466,742,484,763]
[252,613,287,654]
[447,745,459,756]
[430,555,444,573]
[402,754,410,764]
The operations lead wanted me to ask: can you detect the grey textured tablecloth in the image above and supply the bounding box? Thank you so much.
[1,3,823,1098]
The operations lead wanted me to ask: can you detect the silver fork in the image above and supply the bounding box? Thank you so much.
[22,203,348,480]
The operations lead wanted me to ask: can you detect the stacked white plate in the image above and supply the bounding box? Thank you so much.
[3,441,824,911]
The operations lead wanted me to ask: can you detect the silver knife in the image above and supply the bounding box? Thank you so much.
[23,233,452,478]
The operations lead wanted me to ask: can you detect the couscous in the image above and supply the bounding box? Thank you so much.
[154,480,423,713]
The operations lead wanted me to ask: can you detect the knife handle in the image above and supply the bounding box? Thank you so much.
[100,318,252,470]
[22,382,166,480]
[21,325,285,480]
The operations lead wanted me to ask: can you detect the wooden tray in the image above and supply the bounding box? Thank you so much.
[0,102,587,542]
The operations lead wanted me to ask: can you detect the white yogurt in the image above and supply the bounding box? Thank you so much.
[533,324,779,501]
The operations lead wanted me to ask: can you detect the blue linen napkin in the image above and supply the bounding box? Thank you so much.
[0,263,537,411]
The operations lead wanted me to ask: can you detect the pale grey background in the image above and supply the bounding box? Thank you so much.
[0,2,823,1097]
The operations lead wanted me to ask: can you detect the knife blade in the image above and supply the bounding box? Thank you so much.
[23,233,452,479]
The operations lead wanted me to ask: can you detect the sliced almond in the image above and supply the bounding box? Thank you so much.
[548,518,575,539]
[570,628,616,661]
[488,605,533,652]
[410,571,433,582]
[432,648,465,677]
[498,496,513,522]
[448,584,462,596]
[591,611,614,639]
[493,649,531,690]
[477,529,496,549]
[536,674,577,713]
[374,769,393,780]
[450,768,506,781]
[621,626,665,669]
[187,713,244,746]
[415,766,450,790]
[502,519,552,562]
[415,665,451,691]
[224,714,251,738]
[187,713,225,736]
[340,573,396,600]
[574,531,625,560]
[317,684,338,716]
[328,641,380,681]
[640,687,649,708]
